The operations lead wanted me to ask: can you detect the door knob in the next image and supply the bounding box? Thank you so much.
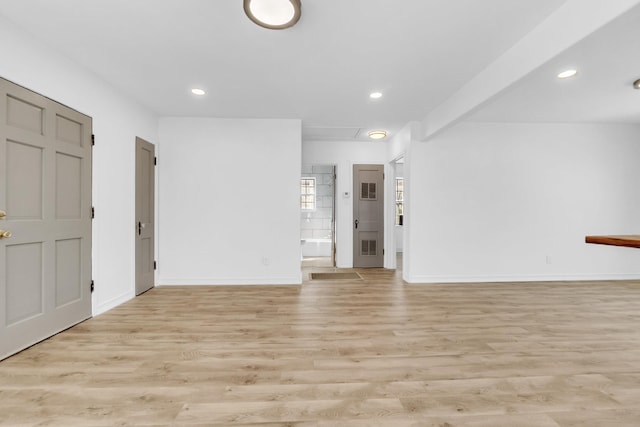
[0,230,11,239]
[0,210,6,219]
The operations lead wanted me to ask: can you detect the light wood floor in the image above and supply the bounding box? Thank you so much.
[2,266,640,426]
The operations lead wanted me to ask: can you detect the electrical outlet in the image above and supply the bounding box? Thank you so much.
[262,257,270,266]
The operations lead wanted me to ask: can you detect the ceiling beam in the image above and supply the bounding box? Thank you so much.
[419,0,640,141]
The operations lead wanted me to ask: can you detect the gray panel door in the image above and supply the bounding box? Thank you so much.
[353,164,384,268]
[0,78,92,361]
[135,137,155,295]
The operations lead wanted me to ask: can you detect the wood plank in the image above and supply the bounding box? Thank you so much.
[2,266,640,425]
[585,234,640,248]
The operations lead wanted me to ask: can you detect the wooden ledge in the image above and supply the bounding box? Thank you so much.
[585,235,640,248]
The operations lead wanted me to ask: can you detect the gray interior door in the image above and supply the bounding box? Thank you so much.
[0,78,92,360]
[135,137,155,295]
[353,164,384,268]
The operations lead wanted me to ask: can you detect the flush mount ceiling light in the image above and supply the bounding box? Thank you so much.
[191,88,206,96]
[633,79,640,90]
[368,130,388,140]
[557,69,578,79]
[369,92,383,99]
[244,0,301,30]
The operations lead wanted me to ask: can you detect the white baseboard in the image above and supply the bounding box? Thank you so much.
[158,274,303,286]
[92,291,134,316]
[404,273,640,284]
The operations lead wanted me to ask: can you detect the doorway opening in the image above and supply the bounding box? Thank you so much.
[394,157,404,270]
[300,164,336,268]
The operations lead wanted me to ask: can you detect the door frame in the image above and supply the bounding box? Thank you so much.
[330,165,337,267]
[300,163,337,267]
[384,156,405,270]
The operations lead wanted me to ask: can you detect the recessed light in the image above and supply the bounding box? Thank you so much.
[369,92,383,99]
[368,130,387,140]
[634,79,640,90]
[557,69,578,79]
[191,88,206,96]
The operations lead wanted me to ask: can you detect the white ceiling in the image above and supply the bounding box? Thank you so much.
[1,0,635,141]
[469,3,640,124]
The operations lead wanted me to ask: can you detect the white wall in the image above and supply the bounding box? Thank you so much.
[407,121,640,283]
[303,139,388,268]
[0,15,159,315]
[158,118,302,285]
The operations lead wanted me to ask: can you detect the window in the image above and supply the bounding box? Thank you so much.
[300,177,316,210]
[395,177,404,225]
[360,182,377,200]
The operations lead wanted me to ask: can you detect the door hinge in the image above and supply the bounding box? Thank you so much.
[154,156,157,166]
[91,206,95,219]
[90,280,94,293]
[91,134,95,146]
[154,261,157,270]
[383,249,385,255]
